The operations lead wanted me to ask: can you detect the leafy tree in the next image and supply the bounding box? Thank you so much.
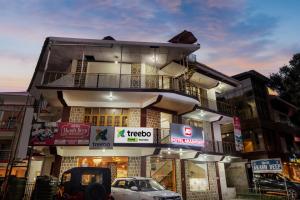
[269,53,300,126]
[269,53,300,106]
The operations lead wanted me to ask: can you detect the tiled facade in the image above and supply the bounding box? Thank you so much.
[69,107,84,123]
[146,109,160,143]
[59,156,78,178]
[127,157,141,177]
[128,108,141,127]
[185,161,219,200]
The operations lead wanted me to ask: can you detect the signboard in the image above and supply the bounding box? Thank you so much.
[30,122,90,146]
[294,137,300,142]
[251,158,283,173]
[233,116,244,151]
[30,122,58,145]
[90,126,114,149]
[170,123,204,147]
[114,127,153,143]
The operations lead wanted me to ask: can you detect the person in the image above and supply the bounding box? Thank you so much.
[85,182,108,200]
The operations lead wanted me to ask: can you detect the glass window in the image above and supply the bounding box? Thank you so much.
[136,179,165,191]
[62,173,71,183]
[114,116,121,127]
[99,116,105,126]
[113,180,128,188]
[188,161,209,191]
[107,116,113,126]
[92,116,97,126]
[84,116,90,123]
[81,173,102,186]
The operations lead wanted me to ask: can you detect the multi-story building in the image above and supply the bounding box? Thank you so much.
[220,70,300,186]
[0,92,34,183]
[26,31,243,199]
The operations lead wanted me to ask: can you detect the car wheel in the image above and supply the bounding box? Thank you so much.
[288,188,298,200]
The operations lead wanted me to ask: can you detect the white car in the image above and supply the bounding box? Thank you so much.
[111,177,182,200]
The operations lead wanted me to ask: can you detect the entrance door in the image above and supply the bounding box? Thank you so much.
[150,157,176,191]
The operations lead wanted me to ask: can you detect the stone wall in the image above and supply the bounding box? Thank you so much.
[203,121,214,152]
[127,157,141,177]
[146,109,160,143]
[69,107,84,123]
[128,108,141,127]
[59,156,78,178]
[185,161,219,200]
[225,162,249,193]
[175,159,182,194]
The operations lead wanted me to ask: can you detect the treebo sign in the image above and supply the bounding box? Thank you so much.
[114,127,153,144]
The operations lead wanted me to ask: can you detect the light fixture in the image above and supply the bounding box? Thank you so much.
[114,56,119,64]
[167,148,171,151]
[108,92,113,100]
[102,149,106,152]
[93,158,102,165]
[179,148,183,152]
[199,111,205,117]
[168,151,171,155]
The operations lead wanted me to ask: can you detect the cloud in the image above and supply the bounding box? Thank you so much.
[0,0,299,91]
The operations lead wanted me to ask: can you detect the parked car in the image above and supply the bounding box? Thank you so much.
[253,173,300,199]
[56,167,112,200]
[111,177,182,200]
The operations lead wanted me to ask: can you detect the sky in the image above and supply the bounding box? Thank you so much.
[0,0,299,92]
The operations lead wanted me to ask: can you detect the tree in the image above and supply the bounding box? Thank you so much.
[269,53,300,127]
[270,53,300,107]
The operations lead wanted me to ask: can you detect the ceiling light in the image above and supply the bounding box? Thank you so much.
[114,60,118,64]
[108,92,113,100]
[102,149,106,152]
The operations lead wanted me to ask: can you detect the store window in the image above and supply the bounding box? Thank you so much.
[84,108,128,127]
[81,173,103,186]
[78,157,128,178]
[188,161,209,191]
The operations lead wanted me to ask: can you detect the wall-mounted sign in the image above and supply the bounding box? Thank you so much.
[294,137,300,142]
[114,127,153,144]
[56,122,90,145]
[30,122,90,146]
[30,122,58,146]
[90,126,114,149]
[170,123,204,147]
[233,116,244,151]
[251,158,282,173]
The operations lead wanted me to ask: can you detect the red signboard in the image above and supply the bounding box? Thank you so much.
[30,122,90,146]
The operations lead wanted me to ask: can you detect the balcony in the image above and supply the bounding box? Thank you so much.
[42,72,235,116]
[0,121,17,131]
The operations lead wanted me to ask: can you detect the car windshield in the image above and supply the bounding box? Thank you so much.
[136,179,165,191]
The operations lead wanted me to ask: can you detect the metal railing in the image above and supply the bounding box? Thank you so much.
[23,182,35,200]
[42,71,236,116]
[0,121,17,131]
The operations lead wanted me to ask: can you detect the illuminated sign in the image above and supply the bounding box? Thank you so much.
[89,126,114,149]
[114,127,153,144]
[170,123,204,147]
[251,158,282,173]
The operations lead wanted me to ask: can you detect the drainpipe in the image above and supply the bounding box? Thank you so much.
[40,45,52,85]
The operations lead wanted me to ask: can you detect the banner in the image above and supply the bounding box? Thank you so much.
[114,127,153,143]
[30,122,90,145]
[251,158,282,173]
[233,116,244,151]
[30,122,58,145]
[90,126,114,149]
[170,123,204,147]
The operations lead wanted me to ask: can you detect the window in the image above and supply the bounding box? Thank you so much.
[81,173,102,186]
[113,180,128,188]
[84,108,129,127]
[62,173,71,183]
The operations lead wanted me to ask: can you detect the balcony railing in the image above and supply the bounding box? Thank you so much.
[42,71,235,116]
[0,121,17,131]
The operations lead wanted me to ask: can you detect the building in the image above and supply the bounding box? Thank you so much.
[219,70,300,187]
[0,92,34,183]
[26,31,243,199]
